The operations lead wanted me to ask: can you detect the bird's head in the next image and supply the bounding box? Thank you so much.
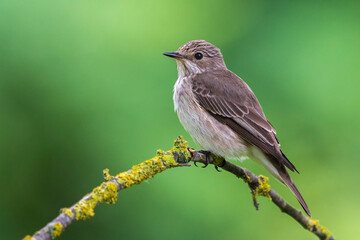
[163,40,226,77]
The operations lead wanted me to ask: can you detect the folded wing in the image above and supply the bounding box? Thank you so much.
[192,70,298,172]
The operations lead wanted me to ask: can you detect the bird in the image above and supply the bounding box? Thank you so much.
[163,40,311,217]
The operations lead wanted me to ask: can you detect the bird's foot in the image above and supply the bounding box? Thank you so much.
[188,148,211,167]
[214,159,226,172]
[188,149,224,172]
[198,150,211,168]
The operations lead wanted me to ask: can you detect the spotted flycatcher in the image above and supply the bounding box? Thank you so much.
[163,40,311,217]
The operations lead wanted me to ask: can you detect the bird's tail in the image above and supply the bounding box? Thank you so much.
[276,164,311,217]
[249,147,311,217]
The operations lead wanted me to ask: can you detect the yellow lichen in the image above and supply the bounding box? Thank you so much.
[51,222,63,238]
[156,149,164,156]
[171,136,191,163]
[22,236,36,240]
[244,174,251,182]
[320,225,333,239]
[307,219,333,239]
[74,198,97,220]
[116,137,188,189]
[256,175,272,200]
[307,219,320,230]
[103,168,113,181]
[121,157,165,184]
[22,137,194,238]
[73,182,117,220]
[61,208,74,219]
[71,137,190,222]
[92,182,118,204]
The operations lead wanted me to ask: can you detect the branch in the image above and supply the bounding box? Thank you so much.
[23,137,334,240]
[191,151,334,240]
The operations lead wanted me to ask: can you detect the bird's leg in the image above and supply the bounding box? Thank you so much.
[214,158,226,172]
[188,149,225,171]
[198,150,211,168]
[188,148,210,167]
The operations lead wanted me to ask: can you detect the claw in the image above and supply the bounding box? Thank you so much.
[219,159,226,167]
[214,159,226,172]
[202,159,209,168]
[198,150,211,168]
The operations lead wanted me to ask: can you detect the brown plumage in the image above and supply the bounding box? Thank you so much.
[164,40,311,217]
[192,70,298,173]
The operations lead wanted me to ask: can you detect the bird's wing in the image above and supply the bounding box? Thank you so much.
[191,70,297,172]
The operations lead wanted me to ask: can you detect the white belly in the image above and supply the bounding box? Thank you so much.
[173,76,248,160]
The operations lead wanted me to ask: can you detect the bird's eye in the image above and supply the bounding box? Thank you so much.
[194,52,203,60]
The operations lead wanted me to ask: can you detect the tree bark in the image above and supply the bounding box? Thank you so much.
[23,137,333,240]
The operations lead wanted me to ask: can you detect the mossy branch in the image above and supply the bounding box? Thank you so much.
[24,137,334,240]
[191,151,334,240]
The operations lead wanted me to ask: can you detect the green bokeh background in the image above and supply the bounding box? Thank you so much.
[1,1,359,239]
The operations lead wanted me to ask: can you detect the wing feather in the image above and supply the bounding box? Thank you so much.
[192,70,298,172]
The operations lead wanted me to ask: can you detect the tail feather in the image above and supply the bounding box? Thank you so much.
[249,147,311,217]
[277,165,311,217]
[280,150,299,174]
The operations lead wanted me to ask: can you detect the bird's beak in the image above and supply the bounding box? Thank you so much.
[163,51,183,59]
